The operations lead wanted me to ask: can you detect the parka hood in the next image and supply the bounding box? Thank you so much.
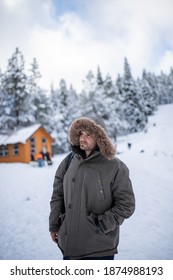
[69,117,116,160]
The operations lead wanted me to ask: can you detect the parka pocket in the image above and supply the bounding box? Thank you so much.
[59,213,66,226]
[86,213,104,235]
[58,213,67,250]
[58,213,67,240]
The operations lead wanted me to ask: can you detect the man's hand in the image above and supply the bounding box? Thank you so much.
[50,232,58,243]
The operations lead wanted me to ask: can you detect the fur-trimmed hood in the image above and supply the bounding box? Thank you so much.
[69,117,116,160]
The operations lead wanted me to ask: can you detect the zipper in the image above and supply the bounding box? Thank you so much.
[70,162,85,253]
[65,160,84,253]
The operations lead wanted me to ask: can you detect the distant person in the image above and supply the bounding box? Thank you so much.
[46,151,52,165]
[30,152,37,167]
[41,147,52,165]
[127,143,132,149]
[42,146,47,161]
[35,151,44,167]
[49,117,135,260]
[30,152,35,162]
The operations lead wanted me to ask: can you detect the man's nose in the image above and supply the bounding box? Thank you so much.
[80,134,86,141]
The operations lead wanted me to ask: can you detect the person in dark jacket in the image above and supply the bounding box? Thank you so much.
[49,117,135,260]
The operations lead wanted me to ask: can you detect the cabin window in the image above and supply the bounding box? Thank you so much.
[30,137,36,154]
[30,138,35,143]
[42,137,47,144]
[13,144,19,156]
[0,145,9,157]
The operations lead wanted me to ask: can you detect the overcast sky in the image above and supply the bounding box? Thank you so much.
[0,0,173,92]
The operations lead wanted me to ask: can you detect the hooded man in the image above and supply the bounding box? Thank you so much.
[49,117,135,260]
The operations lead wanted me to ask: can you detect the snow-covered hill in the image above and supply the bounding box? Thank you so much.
[0,104,173,260]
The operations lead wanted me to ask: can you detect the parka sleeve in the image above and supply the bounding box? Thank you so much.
[98,161,135,234]
[49,158,67,232]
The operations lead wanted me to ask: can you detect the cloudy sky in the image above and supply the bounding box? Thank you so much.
[0,0,173,92]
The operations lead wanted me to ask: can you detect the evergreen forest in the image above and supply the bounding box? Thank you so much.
[0,47,173,153]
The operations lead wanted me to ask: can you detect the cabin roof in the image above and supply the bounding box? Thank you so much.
[0,124,43,145]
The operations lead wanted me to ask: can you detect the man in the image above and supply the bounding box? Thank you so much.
[49,117,135,260]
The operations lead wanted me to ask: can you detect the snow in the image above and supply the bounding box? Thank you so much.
[0,104,173,260]
[0,135,9,146]
[0,124,41,145]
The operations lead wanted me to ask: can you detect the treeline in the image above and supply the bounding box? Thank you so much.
[0,47,173,153]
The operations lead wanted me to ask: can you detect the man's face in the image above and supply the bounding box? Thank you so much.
[79,131,97,154]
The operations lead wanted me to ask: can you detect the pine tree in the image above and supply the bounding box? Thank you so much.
[0,69,6,133]
[28,57,52,131]
[124,57,132,80]
[50,83,59,110]
[82,68,113,120]
[117,58,147,133]
[82,70,96,98]
[97,66,104,86]
[104,74,115,97]
[1,48,31,131]
[167,67,173,103]
[68,84,80,119]
[50,79,79,153]
[156,71,170,105]
[81,70,96,116]
[144,71,158,111]
[104,74,129,138]
[136,70,155,116]
[48,84,64,154]
[92,67,107,118]
[28,57,42,124]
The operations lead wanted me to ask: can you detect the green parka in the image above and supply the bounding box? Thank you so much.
[49,117,135,259]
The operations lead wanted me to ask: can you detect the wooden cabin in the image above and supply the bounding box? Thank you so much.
[0,124,54,163]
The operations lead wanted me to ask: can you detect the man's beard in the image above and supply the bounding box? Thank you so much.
[80,142,88,150]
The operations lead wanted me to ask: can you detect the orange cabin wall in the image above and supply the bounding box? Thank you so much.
[30,127,53,158]
[0,127,54,164]
[0,143,26,163]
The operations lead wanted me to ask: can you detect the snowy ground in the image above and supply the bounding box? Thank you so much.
[0,104,173,260]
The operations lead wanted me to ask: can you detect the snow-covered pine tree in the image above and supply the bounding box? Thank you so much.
[68,84,80,120]
[82,70,95,98]
[28,57,51,130]
[0,69,7,133]
[97,66,104,86]
[81,69,128,140]
[91,66,108,119]
[136,70,155,116]
[104,73,115,97]
[48,85,64,154]
[35,88,52,130]
[50,82,59,111]
[144,71,158,111]
[104,74,129,138]
[156,71,170,105]
[117,57,147,133]
[28,57,41,123]
[82,67,111,119]
[1,48,31,131]
[82,67,110,119]
[50,79,79,153]
[80,70,96,116]
[167,67,173,103]
[62,83,80,128]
